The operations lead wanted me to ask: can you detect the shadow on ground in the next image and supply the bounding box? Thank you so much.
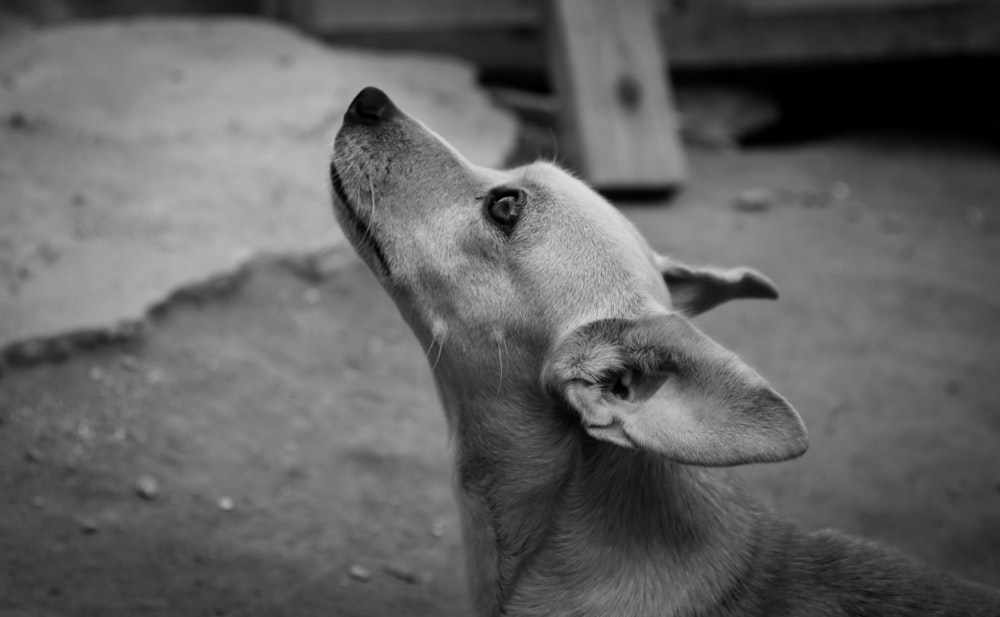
[1,262,468,616]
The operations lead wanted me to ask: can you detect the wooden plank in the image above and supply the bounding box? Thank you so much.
[744,0,973,11]
[286,0,536,30]
[663,2,1000,66]
[546,0,685,191]
[289,1,1000,72]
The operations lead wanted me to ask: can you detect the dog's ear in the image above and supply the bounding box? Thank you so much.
[542,314,807,466]
[655,255,779,316]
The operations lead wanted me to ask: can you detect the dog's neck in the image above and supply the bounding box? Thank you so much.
[442,386,778,617]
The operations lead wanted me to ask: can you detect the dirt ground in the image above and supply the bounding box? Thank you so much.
[2,42,1000,617]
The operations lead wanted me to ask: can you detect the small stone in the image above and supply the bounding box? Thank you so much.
[135,475,160,501]
[7,111,30,130]
[829,182,851,202]
[384,563,419,584]
[78,518,100,535]
[348,564,371,582]
[284,465,307,481]
[798,188,831,209]
[30,495,44,508]
[88,366,105,382]
[145,367,165,385]
[217,496,234,511]
[733,188,775,213]
[431,521,446,538]
[118,354,140,371]
[24,446,44,464]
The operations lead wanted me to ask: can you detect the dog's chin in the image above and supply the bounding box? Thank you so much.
[330,162,392,276]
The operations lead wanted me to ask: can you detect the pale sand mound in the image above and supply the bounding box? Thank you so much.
[0,18,517,356]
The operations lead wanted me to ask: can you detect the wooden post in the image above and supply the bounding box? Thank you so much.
[547,0,686,194]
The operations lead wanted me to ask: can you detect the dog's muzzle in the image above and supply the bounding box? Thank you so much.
[329,86,399,275]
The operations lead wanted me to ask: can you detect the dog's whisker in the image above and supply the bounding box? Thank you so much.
[368,175,378,226]
[431,338,444,373]
[496,338,505,397]
[424,334,442,366]
[546,125,560,166]
[351,172,377,253]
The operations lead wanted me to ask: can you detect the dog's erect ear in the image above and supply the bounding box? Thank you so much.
[655,255,779,316]
[542,314,807,466]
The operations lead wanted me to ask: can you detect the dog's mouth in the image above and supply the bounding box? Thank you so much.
[330,161,391,275]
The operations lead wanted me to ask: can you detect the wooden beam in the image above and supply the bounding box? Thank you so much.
[664,3,1000,67]
[546,0,685,192]
[292,1,1000,72]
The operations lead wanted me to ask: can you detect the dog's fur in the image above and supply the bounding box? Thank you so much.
[329,87,1000,617]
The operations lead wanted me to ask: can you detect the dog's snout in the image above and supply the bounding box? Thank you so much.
[345,86,395,125]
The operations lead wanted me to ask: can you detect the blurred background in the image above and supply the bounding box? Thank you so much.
[1,1,998,615]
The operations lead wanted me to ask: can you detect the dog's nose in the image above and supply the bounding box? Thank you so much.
[344,86,395,125]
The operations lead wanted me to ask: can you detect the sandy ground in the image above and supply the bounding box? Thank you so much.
[1,19,999,617]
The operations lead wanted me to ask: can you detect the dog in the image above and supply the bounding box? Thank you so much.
[329,86,1000,617]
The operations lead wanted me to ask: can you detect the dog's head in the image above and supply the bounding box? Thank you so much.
[330,87,806,466]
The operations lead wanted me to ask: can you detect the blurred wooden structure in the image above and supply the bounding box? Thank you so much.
[273,0,1000,72]
[271,0,1000,189]
[547,0,685,191]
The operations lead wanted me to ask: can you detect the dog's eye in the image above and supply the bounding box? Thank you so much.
[485,189,525,232]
